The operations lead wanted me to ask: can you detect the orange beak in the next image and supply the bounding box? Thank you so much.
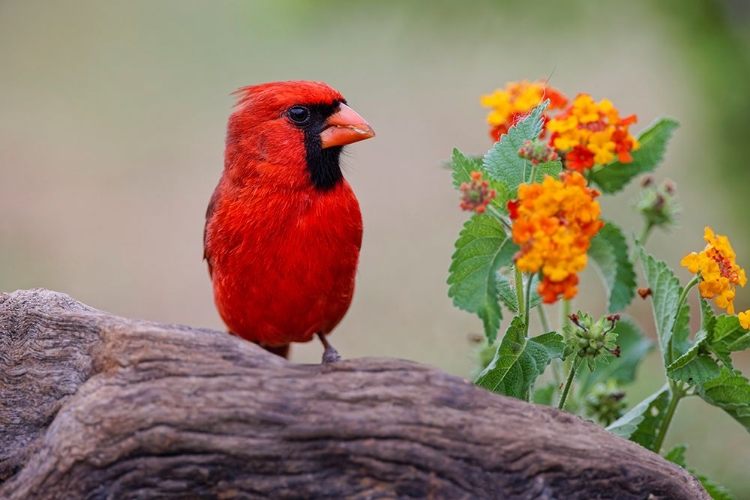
[320,103,375,149]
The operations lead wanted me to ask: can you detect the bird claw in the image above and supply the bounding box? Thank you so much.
[322,346,341,364]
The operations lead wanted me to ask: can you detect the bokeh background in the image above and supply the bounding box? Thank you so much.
[2,0,749,494]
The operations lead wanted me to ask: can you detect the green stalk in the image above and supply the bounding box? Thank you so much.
[558,356,582,410]
[515,265,525,329]
[631,221,654,263]
[652,383,683,454]
[561,299,572,335]
[523,273,533,337]
[537,304,550,332]
[638,221,654,248]
[668,276,700,365]
[528,162,539,185]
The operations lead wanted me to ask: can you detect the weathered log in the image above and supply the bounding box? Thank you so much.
[0,289,707,499]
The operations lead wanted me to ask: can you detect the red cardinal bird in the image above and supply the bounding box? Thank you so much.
[203,81,375,362]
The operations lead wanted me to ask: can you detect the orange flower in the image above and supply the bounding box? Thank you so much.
[509,171,603,303]
[681,227,747,314]
[546,94,640,171]
[481,81,568,142]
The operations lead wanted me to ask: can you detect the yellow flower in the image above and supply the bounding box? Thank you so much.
[481,80,568,142]
[739,310,750,330]
[681,227,747,314]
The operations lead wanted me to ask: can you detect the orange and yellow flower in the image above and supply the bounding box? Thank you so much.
[481,81,568,142]
[546,94,640,172]
[739,310,750,330]
[681,227,747,314]
[508,171,603,303]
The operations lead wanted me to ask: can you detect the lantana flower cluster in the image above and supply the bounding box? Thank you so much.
[681,227,747,315]
[460,171,496,214]
[481,81,640,173]
[507,171,603,303]
[480,81,568,142]
[546,94,640,172]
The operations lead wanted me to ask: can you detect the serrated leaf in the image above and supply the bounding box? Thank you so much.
[448,215,518,343]
[667,338,722,385]
[639,248,691,368]
[475,317,563,400]
[483,101,550,202]
[712,315,750,352]
[450,148,509,211]
[705,315,750,371]
[450,148,484,189]
[607,384,671,450]
[578,316,654,393]
[496,273,541,314]
[694,472,737,500]
[588,221,636,313]
[697,367,750,433]
[588,117,680,194]
[663,444,688,468]
[531,160,563,183]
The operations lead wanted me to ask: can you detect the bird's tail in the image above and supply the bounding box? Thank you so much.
[257,342,290,359]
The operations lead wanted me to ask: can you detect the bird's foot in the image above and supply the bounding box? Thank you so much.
[322,346,341,364]
[317,332,341,364]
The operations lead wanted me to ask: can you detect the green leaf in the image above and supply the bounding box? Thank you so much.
[694,472,737,500]
[712,315,750,353]
[707,315,750,370]
[606,384,671,450]
[496,273,541,314]
[450,148,483,189]
[639,248,691,367]
[578,316,654,393]
[450,148,509,211]
[475,317,564,400]
[666,338,722,385]
[663,444,687,468]
[448,215,517,343]
[588,117,680,194]
[697,367,750,433]
[483,101,556,203]
[588,221,636,313]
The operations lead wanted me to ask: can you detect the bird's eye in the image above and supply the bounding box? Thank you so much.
[287,106,310,124]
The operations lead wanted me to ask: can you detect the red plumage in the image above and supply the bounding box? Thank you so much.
[203,81,374,360]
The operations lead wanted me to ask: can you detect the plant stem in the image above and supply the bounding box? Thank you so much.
[668,276,700,365]
[561,299,572,335]
[528,162,539,185]
[486,204,515,234]
[537,304,550,332]
[652,383,683,454]
[515,265,525,329]
[638,221,654,248]
[524,273,533,336]
[630,222,654,264]
[558,356,582,410]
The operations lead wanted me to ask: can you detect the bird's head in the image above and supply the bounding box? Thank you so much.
[226,81,375,191]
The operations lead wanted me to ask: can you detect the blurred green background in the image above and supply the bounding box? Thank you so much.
[2,0,749,494]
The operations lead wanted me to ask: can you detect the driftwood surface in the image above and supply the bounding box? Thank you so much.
[0,289,707,499]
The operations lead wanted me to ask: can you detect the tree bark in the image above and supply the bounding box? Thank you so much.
[0,289,707,499]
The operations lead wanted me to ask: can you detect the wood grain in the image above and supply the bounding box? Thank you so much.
[0,289,707,499]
